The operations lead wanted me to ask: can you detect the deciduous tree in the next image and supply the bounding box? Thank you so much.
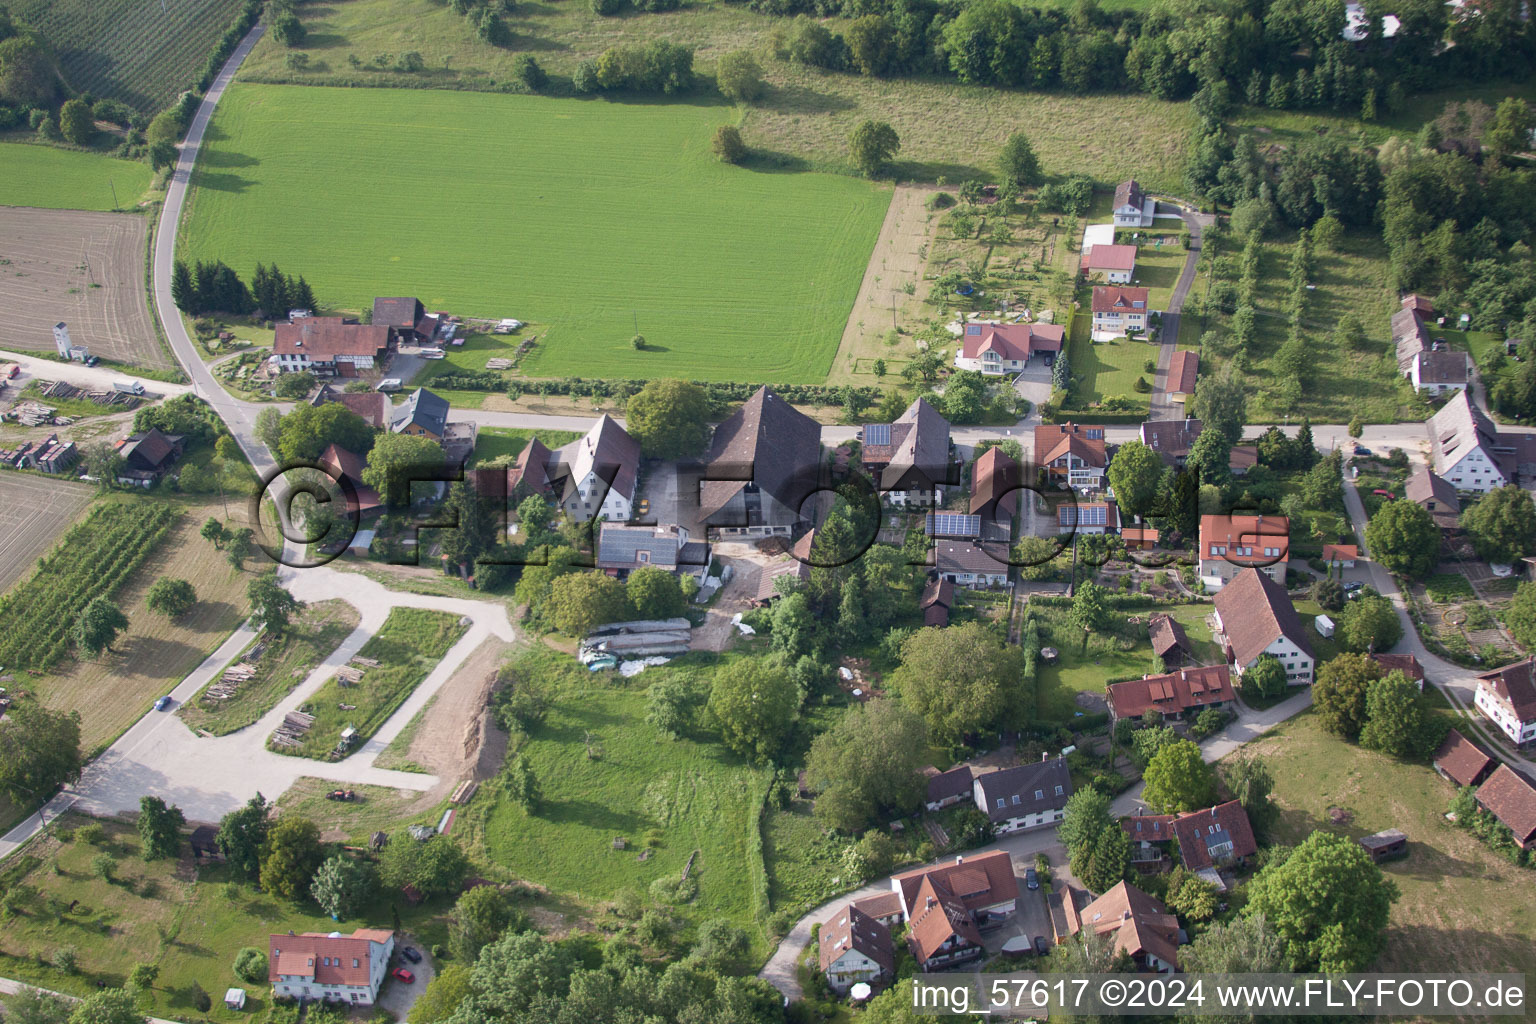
[248,571,303,636]
[1337,592,1402,653]
[136,796,184,860]
[1366,499,1440,578]
[711,124,746,164]
[848,120,900,178]
[805,699,927,832]
[259,815,324,903]
[1141,739,1216,813]
[626,565,687,620]
[1360,671,1439,758]
[1245,830,1398,971]
[1106,440,1162,519]
[0,704,82,806]
[716,50,764,102]
[146,577,196,619]
[362,432,445,509]
[67,988,143,1024]
[1058,787,1112,860]
[216,793,269,880]
[1461,484,1536,565]
[548,571,628,637]
[706,657,801,763]
[998,131,1042,186]
[58,98,94,145]
[310,853,376,921]
[625,379,713,458]
[1181,912,1287,972]
[450,885,525,964]
[1221,753,1278,841]
[75,597,128,657]
[379,833,469,900]
[1313,652,1382,739]
[892,621,1025,743]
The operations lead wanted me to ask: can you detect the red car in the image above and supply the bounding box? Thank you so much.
[391,968,415,985]
[1373,489,1395,500]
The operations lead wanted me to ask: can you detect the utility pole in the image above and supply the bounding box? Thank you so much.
[109,179,118,211]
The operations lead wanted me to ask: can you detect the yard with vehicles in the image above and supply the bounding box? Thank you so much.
[0,207,173,371]
[460,647,775,959]
[273,608,468,759]
[179,83,890,383]
[0,497,258,752]
[178,600,361,737]
[0,473,95,591]
[0,814,452,1024]
[11,0,248,113]
[0,145,154,212]
[1246,707,1536,977]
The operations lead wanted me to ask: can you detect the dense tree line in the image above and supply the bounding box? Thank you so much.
[171,259,316,317]
[739,0,1532,114]
[574,40,695,94]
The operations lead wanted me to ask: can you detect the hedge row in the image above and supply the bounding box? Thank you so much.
[432,373,884,408]
[195,1,264,95]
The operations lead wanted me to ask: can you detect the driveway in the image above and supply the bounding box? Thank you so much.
[1148,204,1212,421]
[376,939,435,1020]
[0,348,193,398]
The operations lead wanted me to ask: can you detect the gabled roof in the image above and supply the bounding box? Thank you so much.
[1139,418,1202,463]
[959,322,1065,362]
[1372,652,1423,684]
[1092,286,1151,314]
[117,428,183,470]
[924,763,973,805]
[371,297,424,330]
[391,388,450,437]
[919,577,955,612]
[318,444,382,515]
[1404,468,1459,514]
[906,874,983,964]
[559,414,640,502]
[1113,180,1145,210]
[1434,728,1496,788]
[1476,764,1536,844]
[1322,543,1359,562]
[892,850,1016,918]
[1069,880,1179,969]
[509,437,556,497]
[1085,244,1137,273]
[1392,304,1432,371]
[1430,389,1503,477]
[1120,813,1178,844]
[756,558,810,601]
[1169,801,1257,871]
[1213,567,1315,666]
[268,929,392,987]
[699,387,822,521]
[1477,657,1536,722]
[1106,665,1233,720]
[274,317,390,358]
[1168,350,1198,394]
[851,891,903,921]
[1200,515,1290,564]
[596,523,689,571]
[934,539,1011,577]
[1148,614,1190,658]
[1034,422,1107,469]
[331,391,392,430]
[818,903,895,975]
[1414,349,1468,384]
[875,398,951,492]
[970,446,1021,518]
[972,759,1072,823]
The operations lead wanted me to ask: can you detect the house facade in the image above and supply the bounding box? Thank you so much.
[1061,881,1179,972]
[273,317,390,376]
[1112,180,1154,228]
[861,398,953,506]
[972,758,1072,834]
[1034,423,1107,491]
[1429,390,1511,493]
[817,905,894,993]
[1197,514,1289,590]
[1213,568,1315,685]
[1091,286,1154,338]
[952,322,1065,375]
[934,540,1011,588]
[1474,658,1536,746]
[268,929,395,1006]
[554,415,641,523]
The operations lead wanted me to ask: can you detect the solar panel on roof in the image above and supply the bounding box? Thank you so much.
[864,423,891,446]
[926,512,981,537]
[967,324,982,335]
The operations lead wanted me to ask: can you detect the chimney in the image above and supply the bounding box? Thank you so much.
[955,856,964,865]
[1041,751,1048,762]
[926,897,937,910]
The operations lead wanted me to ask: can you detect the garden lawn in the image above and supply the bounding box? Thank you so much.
[472,673,772,954]
[180,84,890,382]
[276,608,467,758]
[466,427,580,469]
[0,143,154,211]
[1245,710,1536,976]
[179,600,360,736]
[0,815,451,1024]
[1036,643,1155,723]
[1062,324,1154,418]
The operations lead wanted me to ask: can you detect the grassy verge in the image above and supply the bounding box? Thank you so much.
[177,600,360,736]
[374,697,435,773]
[274,778,444,843]
[466,427,581,469]
[275,608,468,758]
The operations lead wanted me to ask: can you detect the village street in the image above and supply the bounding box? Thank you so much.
[0,568,515,858]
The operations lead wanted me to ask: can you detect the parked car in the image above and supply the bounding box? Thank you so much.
[153,696,173,711]
[636,498,651,517]
[1033,936,1050,956]
[1353,446,1373,457]
[84,356,100,367]
[1024,868,1039,890]
[399,947,423,964]
[1373,489,1395,500]
[391,969,415,985]
[1343,580,1365,593]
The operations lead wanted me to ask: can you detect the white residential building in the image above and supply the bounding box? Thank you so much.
[268,929,395,1006]
[1213,568,1316,685]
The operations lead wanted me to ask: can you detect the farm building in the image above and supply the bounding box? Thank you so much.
[370,297,443,345]
[1213,568,1315,685]
[596,523,709,579]
[699,387,822,537]
[919,577,956,627]
[860,398,953,506]
[1148,614,1191,667]
[923,763,973,811]
[273,317,391,376]
[1433,728,1496,788]
[1475,764,1536,849]
[1373,652,1425,690]
[1475,657,1536,746]
[1167,351,1198,403]
[551,415,641,523]
[114,428,184,486]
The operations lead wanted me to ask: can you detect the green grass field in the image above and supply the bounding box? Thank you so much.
[1062,324,1154,417]
[11,0,245,113]
[467,427,580,469]
[0,143,154,211]
[180,83,890,382]
[277,607,467,758]
[469,654,771,952]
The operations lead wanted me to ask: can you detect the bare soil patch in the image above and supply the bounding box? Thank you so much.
[0,472,95,591]
[0,207,171,370]
[393,635,511,815]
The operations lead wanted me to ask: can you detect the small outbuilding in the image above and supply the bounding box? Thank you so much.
[1358,829,1408,863]
[224,989,247,1011]
[1314,614,1335,638]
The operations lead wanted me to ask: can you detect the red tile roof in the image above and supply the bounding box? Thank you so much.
[1091,285,1151,314]
[1200,515,1290,564]
[1169,801,1257,871]
[851,891,903,921]
[1476,764,1536,845]
[274,317,390,358]
[892,850,1016,918]
[818,903,895,974]
[1120,813,1178,844]
[1085,244,1138,273]
[1372,653,1424,685]
[318,444,382,516]
[1213,567,1315,666]
[332,391,391,429]
[269,929,392,987]
[1322,544,1359,562]
[1106,665,1233,720]
[1034,422,1107,469]
[906,874,984,965]
[1069,881,1178,969]
[1478,658,1536,722]
[1168,350,1198,394]
[971,446,1022,518]
[959,322,1065,362]
[1434,728,1496,788]
[1147,614,1190,659]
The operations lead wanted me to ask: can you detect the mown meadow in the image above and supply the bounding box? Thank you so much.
[179,83,891,382]
[0,143,154,211]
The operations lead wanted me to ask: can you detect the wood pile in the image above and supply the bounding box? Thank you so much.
[485,358,512,370]
[335,665,364,686]
[38,380,138,408]
[203,663,257,701]
[351,656,380,668]
[451,780,479,805]
[270,710,315,748]
[11,401,56,427]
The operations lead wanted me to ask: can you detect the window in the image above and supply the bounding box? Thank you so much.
[1055,785,1064,796]
[1034,789,1044,800]
[637,551,649,563]
[996,798,1005,809]
[353,959,360,968]
[1011,794,1021,805]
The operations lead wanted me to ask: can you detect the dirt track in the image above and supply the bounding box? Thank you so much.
[399,635,510,813]
[0,207,171,371]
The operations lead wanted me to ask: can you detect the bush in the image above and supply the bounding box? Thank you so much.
[514,55,547,91]
[74,823,105,845]
[234,947,269,984]
[711,124,746,164]
[52,946,78,974]
[592,0,627,14]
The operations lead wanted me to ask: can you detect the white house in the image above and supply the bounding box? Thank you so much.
[269,929,395,1006]
[1474,658,1536,747]
[952,321,1065,375]
[817,905,894,993]
[272,318,390,376]
[1429,390,1511,493]
[1197,514,1289,591]
[552,414,640,522]
[1112,180,1154,228]
[1213,568,1316,685]
[1091,286,1155,338]
[971,758,1071,834]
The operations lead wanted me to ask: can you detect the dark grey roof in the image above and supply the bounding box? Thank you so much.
[559,415,640,502]
[926,764,973,804]
[699,387,823,520]
[392,388,450,437]
[974,759,1072,823]
[596,524,688,570]
[935,540,1011,577]
[1404,467,1459,512]
[881,398,952,493]
[372,297,424,330]
[1139,418,1202,463]
[1415,349,1468,384]
[1393,307,1431,371]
